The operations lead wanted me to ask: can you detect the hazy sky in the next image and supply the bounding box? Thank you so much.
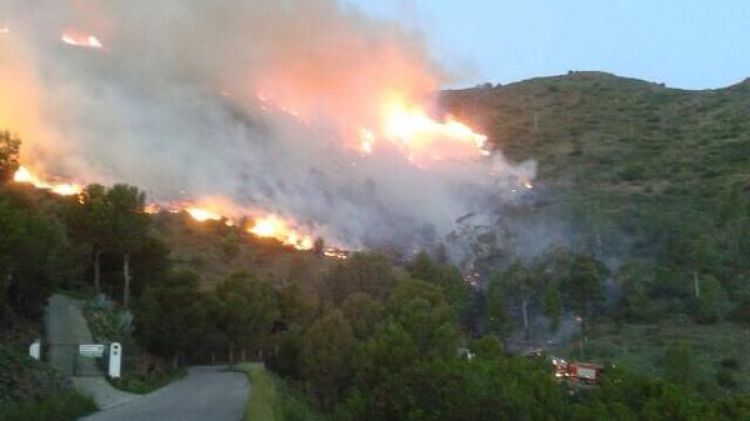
[347,0,750,90]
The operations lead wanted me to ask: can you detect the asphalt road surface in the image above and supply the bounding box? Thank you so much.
[81,366,249,421]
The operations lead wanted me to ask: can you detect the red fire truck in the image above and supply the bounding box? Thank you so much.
[549,356,604,385]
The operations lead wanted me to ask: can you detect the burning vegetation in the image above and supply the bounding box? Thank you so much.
[13,166,335,253]
[0,0,536,259]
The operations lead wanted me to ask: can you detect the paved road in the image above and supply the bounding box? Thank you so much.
[81,366,249,421]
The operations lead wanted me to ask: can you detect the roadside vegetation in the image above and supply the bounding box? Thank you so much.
[0,344,96,420]
[84,300,185,394]
[236,363,322,421]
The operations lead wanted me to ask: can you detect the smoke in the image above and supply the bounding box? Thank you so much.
[0,0,535,251]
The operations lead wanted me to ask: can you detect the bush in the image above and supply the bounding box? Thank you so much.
[0,389,96,421]
[0,344,96,420]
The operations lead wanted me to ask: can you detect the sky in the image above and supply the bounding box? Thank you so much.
[346,0,750,90]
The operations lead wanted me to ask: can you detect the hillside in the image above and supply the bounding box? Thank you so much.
[150,212,333,289]
[442,72,750,261]
[444,71,749,192]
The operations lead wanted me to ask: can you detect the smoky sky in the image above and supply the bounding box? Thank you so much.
[0,0,535,251]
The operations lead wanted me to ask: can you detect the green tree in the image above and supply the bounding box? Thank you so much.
[484,270,511,337]
[386,278,458,358]
[104,184,149,308]
[302,309,356,409]
[0,196,73,320]
[613,259,655,324]
[408,251,472,327]
[68,184,109,294]
[352,323,418,395]
[278,279,318,330]
[135,271,208,367]
[129,236,171,300]
[340,292,383,340]
[469,335,504,360]
[214,272,280,361]
[542,281,562,330]
[693,274,732,323]
[268,326,305,379]
[342,323,419,419]
[325,252,396,304]
[399,357,564,420]
[562,253,607,335]
[662,342,698,388]
[500,259,539,339]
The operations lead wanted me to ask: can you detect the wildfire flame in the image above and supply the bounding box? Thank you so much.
[247,215,314,250]
[257,92,488,164]
[324,248,349,260]
[12,167,328,252]
[13,166,83,196]
[374,96,489,163]
[185,207,223,222]
[61,32,103,49]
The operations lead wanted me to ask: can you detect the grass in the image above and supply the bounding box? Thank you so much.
[0,389,97,421]
[234,363,324,421]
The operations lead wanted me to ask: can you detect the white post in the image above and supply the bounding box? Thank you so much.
[29,339,41,360]
[108,342,122,379]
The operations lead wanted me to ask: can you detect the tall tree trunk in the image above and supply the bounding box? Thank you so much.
[93,249,102,294]
[123,253,131,308]
[522,298,530,340]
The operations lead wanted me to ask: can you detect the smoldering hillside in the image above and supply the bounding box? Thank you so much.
[0,0,536,253]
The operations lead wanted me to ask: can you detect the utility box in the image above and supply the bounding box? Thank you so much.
[108,342,122,379]
[29,339,41,360]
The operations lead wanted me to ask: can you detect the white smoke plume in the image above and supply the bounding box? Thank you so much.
[0,0,535,251]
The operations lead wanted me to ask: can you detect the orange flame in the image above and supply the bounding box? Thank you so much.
[324,248,349,260]
[256,89,488,164]
[13,166,83,196]
[13,165,348,255]
[61,32,104,49]
[185,207,223,222]
[371,95,489,163]
[248,215,314,250]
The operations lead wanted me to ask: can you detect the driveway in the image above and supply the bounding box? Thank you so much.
[80,366,249,421]
[45,294,138,409]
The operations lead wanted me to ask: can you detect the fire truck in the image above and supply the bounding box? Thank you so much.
[549,356,604,385]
